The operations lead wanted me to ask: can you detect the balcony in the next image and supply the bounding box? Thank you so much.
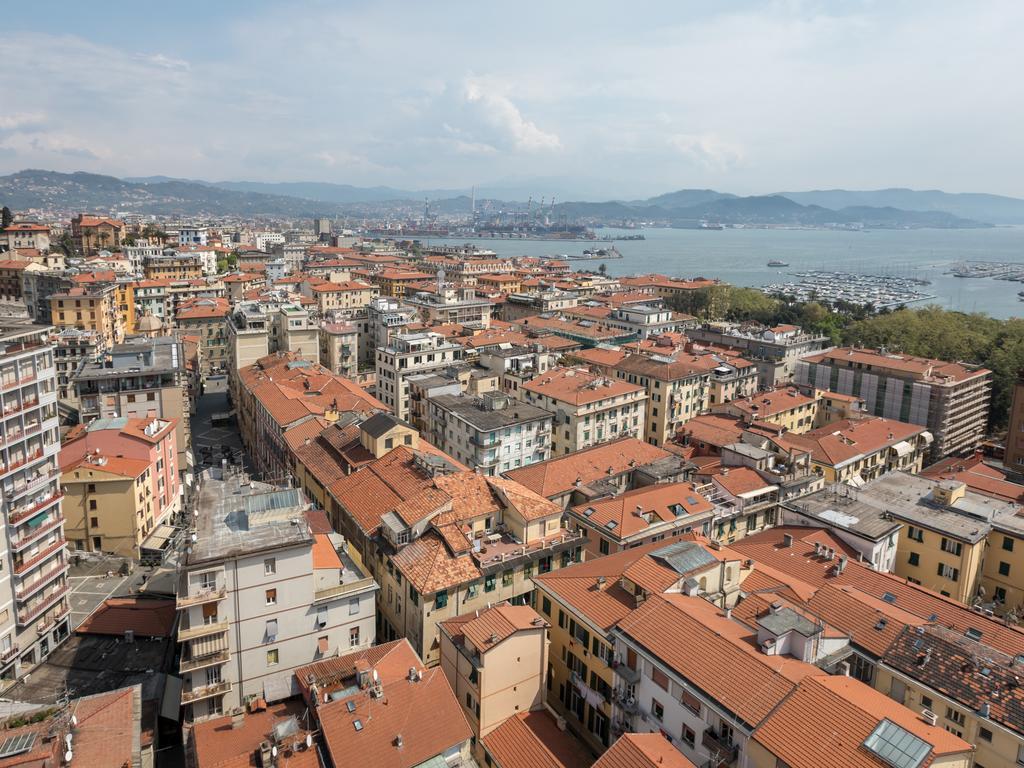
[702,728,739,767]
[16,561,66,601]
[470,435,501,449]
[0,449,44,478]
[13,538,66,575]
[0,645,19,665]
[178,619,230,643]
[614,664,641,685]
[181,680,232,705]
[17,585,68,627]
[0,398,39,420]
[176,586,226,609]
[179,649,231,674]
[8,490,62,524]
[10,515,63,552]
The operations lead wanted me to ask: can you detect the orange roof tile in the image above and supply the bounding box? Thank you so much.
[313,534,343,569]
[76,597,176,638]
[785,417,926,467]
[593,733,696,768]
[569,482,713,540]
[483,711,594,768]
[523,367,644,406]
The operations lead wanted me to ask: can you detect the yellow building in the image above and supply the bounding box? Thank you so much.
[304,280,378,315]
[715,385,818,433]
[439,603,549,755]
[614,353,719,447]
[533,538,743,754]
[50,286,122,347]
[144,256,203,281]
[983,521,1024,613]
[783,416,930,485]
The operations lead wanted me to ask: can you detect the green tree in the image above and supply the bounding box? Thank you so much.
[598,263,607,275]
[1,206,12,228]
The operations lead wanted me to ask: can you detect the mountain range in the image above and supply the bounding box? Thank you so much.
[3,168,1023,227]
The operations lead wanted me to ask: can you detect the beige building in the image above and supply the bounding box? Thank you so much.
[301,280,378,316]
[439,603,549,745]
[319,320,360,377]
[50,285,123,347]
[614,353,719,447]
[521,366,647,456]
[71,214,126,255]
[714,385,819,433]
[175,297,231,382]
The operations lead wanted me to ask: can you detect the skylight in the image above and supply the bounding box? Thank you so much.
[605,521,617,530]
[863,719,931,768]
[353,719,363,732]
[583,508,594,517]
[965,628,983,642]
[882,592,897,604]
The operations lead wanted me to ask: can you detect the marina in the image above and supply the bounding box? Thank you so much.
[761,270,936,310]
[948,261,1024,281]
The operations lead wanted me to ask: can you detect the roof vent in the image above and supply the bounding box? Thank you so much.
[782,533,794,548]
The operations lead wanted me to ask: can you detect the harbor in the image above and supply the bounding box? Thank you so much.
[948,261,1024,281]
[761,270,936,310]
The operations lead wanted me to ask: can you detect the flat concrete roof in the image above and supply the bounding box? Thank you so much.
[430,393,551,432]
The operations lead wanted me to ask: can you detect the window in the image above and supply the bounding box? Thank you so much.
[558,610,566,629]
[349,597,359,615]
[87,483,96,493]
[502,570,513,587]
[1003,536,1015,552]
[921,695,932,709]
[937,563,960,581]
[484,574,496,592]
[599,538,610,555]
[978,726,992,742]
[385,437,394,449]
[681,724,695,748]
[350,626,360,647]
[940,537,963,556]
[945,706,965,727]
[681,689,702,715]
[90,516,99,527]
[908,552,919,566]
[907,526,924,543]
[467,583,478,599]
[409,585,419,606]
[265,619,278,641]
[265,589,277,605]
[651,698,664,721]
[1000,561,1012,577]
[266,648,279,666]
[542,597,551,616]
[264,558,276,575]
[435,590,448,609]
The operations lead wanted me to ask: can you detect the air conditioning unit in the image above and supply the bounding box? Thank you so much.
[921,709,938,726]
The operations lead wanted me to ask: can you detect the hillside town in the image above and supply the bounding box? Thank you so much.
[0,209,1019,768]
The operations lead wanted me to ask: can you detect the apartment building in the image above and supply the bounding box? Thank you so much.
[567,482,716,558]
[425,390,553,475]
[614,353,719,447]
[327,444,584,666]
[71,214,126,255]
[372,268,433,298]
[688,321,829,387]
[0,222,50,252]
[1005,370,1024,470]
[715,385,819,433]
[52,327,100,404]
[405,287,493,327]
[376,331,463,421]
[20,268,71,323]
[74,335,193,474]
[49,285,123,347]
[500,290,579,322]
[797,347,992,460]
[59,416,179,558]
[175,297,231,382]
[521,367,647,456]
[0,322,70,682]
[319,320,359,377]
[600,304,691,339]
[144,254,204,281]
[439,604,549,743]
[175,469,378,723]
[300,279,378,316]
[706,355,759,406]
[783,416,931,484]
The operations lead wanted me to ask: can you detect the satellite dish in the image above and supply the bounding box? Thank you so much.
[70,715,77,726]
[306,733,313,749]
[271,745,278,758]
[64,750,73,763]
[65,734,73,746]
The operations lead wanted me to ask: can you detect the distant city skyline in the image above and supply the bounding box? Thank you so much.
[2,1,1022,197]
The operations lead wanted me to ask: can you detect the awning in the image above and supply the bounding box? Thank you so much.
[266,619,278,638]
[161,676,183,721]
[920,431,934,445]
[318,636,330,654]
[891,440,914,457]
[846,475,866,488]
[263,675,291,703]
[141,523,177,553]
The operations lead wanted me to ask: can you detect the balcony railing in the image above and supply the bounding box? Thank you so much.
[0,449,44,478]
[16,560,66,601]
[702,728,739,767]
[0,398,39,420]
[179,649,231,674]
[0,645,19,665]
[314,576,377,603]
[175,586,226,609]
[614,664,641,685]
[17,584,68,626]
[8,490,62,524]
[181,680,232,705]
[13,538,66,575]
[10,516,63,552]
[178,619,230,642]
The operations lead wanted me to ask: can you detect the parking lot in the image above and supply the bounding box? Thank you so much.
[67,554,133,629]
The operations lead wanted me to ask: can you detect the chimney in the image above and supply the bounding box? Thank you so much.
[782,533,794,548]
[232,709,245,729]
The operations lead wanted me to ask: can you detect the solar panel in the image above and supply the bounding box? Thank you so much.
[0,733,37,758]
[863,719,931,768]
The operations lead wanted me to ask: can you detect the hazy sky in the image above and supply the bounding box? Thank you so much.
[2,0,1022,198]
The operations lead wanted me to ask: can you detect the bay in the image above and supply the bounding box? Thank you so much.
[421,226,1024,319]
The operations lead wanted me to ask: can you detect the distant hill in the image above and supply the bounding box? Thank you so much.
[777,188,1024,224]
[0,169,346,216]
[211,180,468,204]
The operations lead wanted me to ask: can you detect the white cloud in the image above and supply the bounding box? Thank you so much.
[463,79,561,152]
[667,133,744,171]
[0,113,46,132]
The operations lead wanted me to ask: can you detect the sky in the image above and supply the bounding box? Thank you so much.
[1,0,1022,199]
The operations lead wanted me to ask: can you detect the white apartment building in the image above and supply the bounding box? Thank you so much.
[365,297,416,366]
[254,232,286,253]
[426,391,553,475]
[604,304,690,339]
[521,367,647,456]
[122,242,164,275]
[0,322,71,684]
[176,469,378,723]
[178,226,209,246]
[376,331,462,421]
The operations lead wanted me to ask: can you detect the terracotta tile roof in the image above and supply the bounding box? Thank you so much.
[312,534,343,569]
[592,732,696,768]
[805,347,991,383]
[304,508,334,534]
[568,346,628,369]
[310,280,374,293]
[483,710,594,768]
[523,367,644,406]
[730,526,1024,657]
[617,595,813,727]
[318,658,470,768]
[0,260,30,271]
[713,466,775,497]
[723,386,816,418]
[922,454,1024,503]
[71,269,117,284]
[191,699,316,768]
[503,437,671,499]
[675,413,748,452]
[440,603,547,654]
[222,272,263,283]
[296,639,420,700]
[520,314,625,342]
[614,351,720,381]
[75,215,125,228]
[462,330,532,349]
[569,482,713,540]
[76,597,176,638]
[486,475,562,521]
[176,297,230,320]
[391,530,481,594]
[2,222,49,232]
[785,417,926,467]
[753,674,970,768]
